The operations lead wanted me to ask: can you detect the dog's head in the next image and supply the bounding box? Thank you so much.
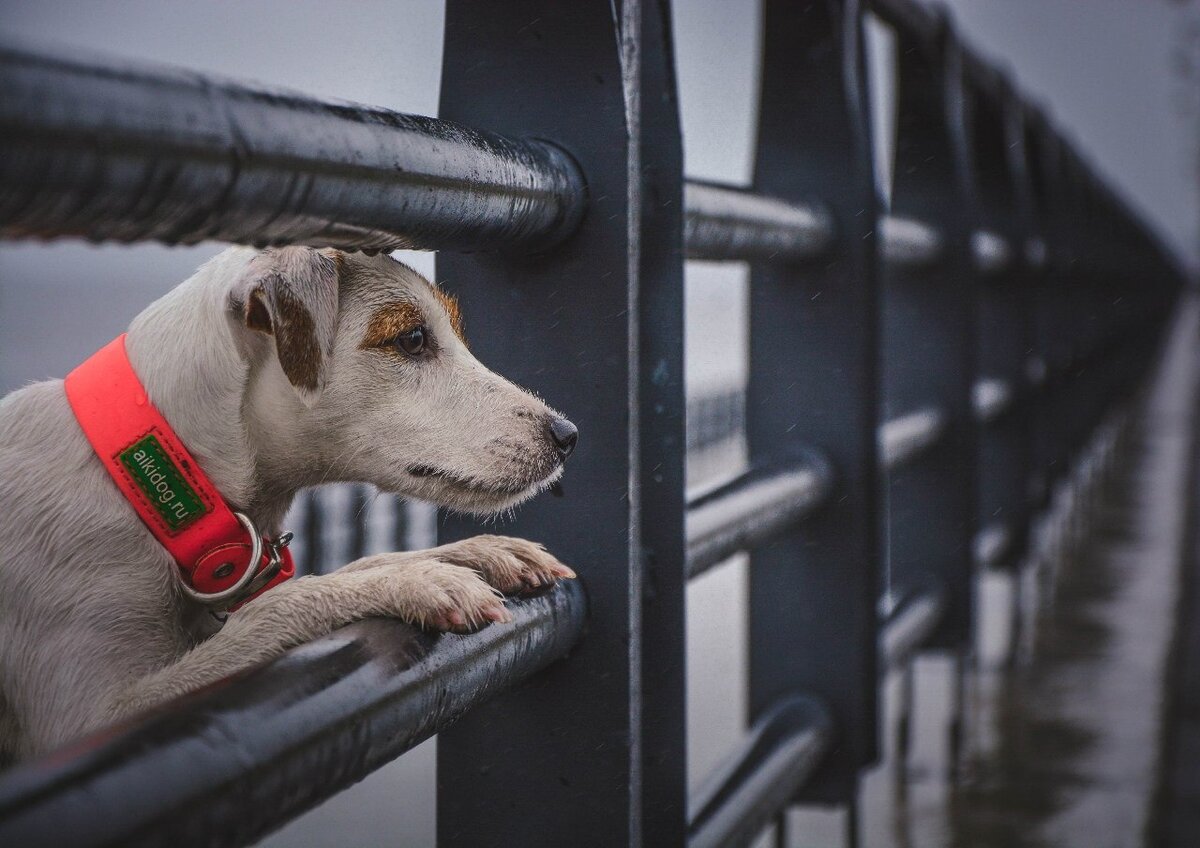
[226,247,576,515]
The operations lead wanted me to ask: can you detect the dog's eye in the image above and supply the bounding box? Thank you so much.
[394,326,426,356]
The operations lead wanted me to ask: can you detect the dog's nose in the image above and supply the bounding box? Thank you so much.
[548,416,578,459]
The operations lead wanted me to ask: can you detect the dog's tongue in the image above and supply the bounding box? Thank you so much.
[549,480,565,498]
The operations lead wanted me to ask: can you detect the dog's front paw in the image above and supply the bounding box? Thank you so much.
[375,558,511,633]
[432,535,576,595]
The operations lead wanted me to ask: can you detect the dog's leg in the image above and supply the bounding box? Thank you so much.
[107,539,573,721]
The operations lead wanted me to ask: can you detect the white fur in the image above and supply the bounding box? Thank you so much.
[0,247,575,764]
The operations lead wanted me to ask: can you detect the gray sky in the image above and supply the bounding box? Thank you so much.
[941,0,1200,269]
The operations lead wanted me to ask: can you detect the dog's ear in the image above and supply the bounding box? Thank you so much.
[229,247,341,407]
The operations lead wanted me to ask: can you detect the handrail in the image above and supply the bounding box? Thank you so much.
[0,583,586,848]
[971,229,1013,274]
[0,44,585,253]
[687,696,832,848]
[880,586,947,671]
[687,457,834,579]
[880,214,944,267]
[879,407,947,469]
[974,522,1013,569]
[684,181,835,264]
[974,377,1014,423]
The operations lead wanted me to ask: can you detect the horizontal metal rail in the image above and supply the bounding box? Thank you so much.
[687,457,835,579]
[880,214,943,268]
[0,582,586,848]
[879,407,947,470]
[687,696,833,848]
[684,181,835,263]
[1026,356,1049,388]
[974,521,1013,569]
[879,585,947,671]
[971,229,1013,275]
[973,377,1014,423]
[0,45,585,253]
[1024,236,1049,270]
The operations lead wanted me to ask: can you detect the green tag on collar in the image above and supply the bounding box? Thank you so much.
[118,434,209,531]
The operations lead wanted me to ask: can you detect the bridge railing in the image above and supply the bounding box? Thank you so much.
[0,1,1184,846]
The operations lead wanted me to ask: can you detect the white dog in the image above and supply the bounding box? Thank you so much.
[0,246,577,765]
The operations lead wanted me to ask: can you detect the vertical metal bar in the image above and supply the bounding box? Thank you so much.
[965,69,1031,576]
[392,498,409,552]
[1018,108,1056,520]
[436,2,687,846]
[773,812,788,848]
[347,485,368,562]
[748,0,879,803]
[1058,150,1099,467]
[881,15,976,650]
[299,489,322,577]
[1035,127,1080,495]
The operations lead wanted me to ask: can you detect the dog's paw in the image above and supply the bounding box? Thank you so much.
[431,535,576,596]
[377,559,511,633]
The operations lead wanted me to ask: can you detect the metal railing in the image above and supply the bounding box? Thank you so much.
[0,0,1184,846]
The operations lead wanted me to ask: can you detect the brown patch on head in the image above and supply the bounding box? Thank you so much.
[229,246,341,405]
[268,286,323,392]
[244,291,272,334]
[360,301,426,349]
[431,286,466,345]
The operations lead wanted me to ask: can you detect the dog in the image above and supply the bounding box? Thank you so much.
[0,246,577,765]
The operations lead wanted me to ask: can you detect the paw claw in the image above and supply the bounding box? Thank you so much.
[433,535,576,595]
[484,604,511,623]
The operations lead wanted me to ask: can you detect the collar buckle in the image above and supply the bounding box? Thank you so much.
[179,512,291,608]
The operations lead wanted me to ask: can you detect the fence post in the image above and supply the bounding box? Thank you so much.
[435,2,687,846]
[879,14,977,781]
[965,68,1032,577]
[959,68,1033,674]
[882,15,976,652]
[1030,126,1079,502]
[748,0,879,807]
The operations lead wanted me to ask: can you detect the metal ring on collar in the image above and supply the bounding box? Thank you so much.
[179,512,263,606]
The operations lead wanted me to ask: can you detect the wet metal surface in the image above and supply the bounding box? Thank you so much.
[860,299,1200,848]
[0,44,586,253]
[0,581,586,848]
[683,180,835,264]
[686,456,835,580]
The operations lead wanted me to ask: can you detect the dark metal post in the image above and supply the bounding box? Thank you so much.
[1017,108,1057,515]
[881,15,977,650]
[1033,127,1082,492]
[748,0,879,803]
[1058,150,1105,464]
[964,67,1031,574]
[436,2,687,846]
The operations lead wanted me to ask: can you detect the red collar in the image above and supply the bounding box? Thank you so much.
[64,335,294,608]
